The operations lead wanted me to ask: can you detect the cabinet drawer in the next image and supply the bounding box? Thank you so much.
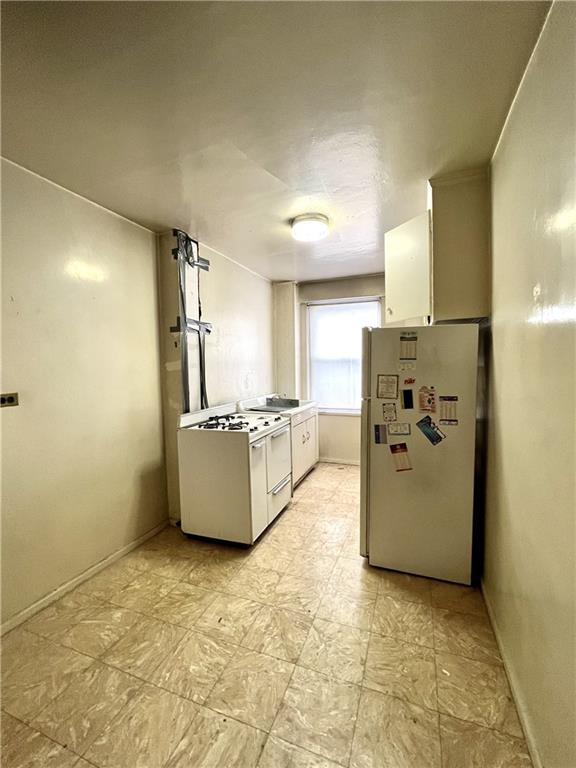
[266,426,291,491]
[267,475,292,524]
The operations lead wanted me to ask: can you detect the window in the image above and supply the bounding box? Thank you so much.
[308,300,381,411]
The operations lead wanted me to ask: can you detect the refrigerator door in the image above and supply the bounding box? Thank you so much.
[367,324,479,584]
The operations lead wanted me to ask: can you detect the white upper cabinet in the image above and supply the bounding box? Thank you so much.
[384,211,432,325]
[384,169,491,325]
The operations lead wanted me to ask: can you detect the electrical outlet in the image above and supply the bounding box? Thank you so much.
[1,393,19,407]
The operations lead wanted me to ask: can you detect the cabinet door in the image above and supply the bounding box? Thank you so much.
[292,421,308,483]
[384,211,431,324]
[306,414,319,468]
[250,439,268,540]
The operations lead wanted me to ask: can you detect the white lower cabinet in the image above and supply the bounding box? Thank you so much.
[292,411,319,485]
[250,439,269,539]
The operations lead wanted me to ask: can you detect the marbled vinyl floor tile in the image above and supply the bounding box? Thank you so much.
[148,629,235,703]
[363,634,437,710]
[372,595,434,647]
[298,618,369,684]
[1,719,85,767]
[84,684,198,768]
[1,711,27,749]
[259,735,343,767]
[223,564,283,603]
[194,593,262,644]
[241,605,313,662]
[185,557,242,589]
[328,557,381,597]
[165,705,266,767]
[350,688,441,768]
[148,582,216,628]
[248,540,297,572]
[285,553,338,582]
[439,714,533,768]
[107,571,177,612]
[23,592,102,642]
[378,570,432,605]
[58,605,140,657]
[31,662,142,755]
[272,666,361,765]
[299,486,337,502]
[433,608,501,663]
[1,629,93,721]
[436,652,523,738]
[316,591,375,631]
[430,582,487,616]
[102,616,186,680]
[206,647,293,730]
[273,573,326,616]
[76,561,141,602]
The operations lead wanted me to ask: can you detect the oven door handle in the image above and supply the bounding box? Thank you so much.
[272,477,291,495]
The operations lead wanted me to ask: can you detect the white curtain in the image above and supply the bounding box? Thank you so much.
[309,301,380,410]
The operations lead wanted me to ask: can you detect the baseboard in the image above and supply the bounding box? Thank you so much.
[481,581,543,768]
[319,457,360,466]
[1,520,169,636]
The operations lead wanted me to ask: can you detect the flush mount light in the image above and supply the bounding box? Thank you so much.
[291,213,330,242]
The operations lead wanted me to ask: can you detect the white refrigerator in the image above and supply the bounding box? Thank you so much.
[360,323,485,585]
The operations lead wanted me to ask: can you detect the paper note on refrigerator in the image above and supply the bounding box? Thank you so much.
[439,395,459,425]
[399,332,418,360]
[377,374,398,399]
[382,402,398,422]
[418,386,436,413]
[390,442,412,471]
[388,422,411,436]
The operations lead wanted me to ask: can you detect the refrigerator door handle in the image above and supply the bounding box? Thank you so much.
[360,397,370,557]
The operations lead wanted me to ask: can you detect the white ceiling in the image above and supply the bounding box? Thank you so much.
[2,2,548,281]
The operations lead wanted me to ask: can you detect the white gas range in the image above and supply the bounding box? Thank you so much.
[177,403,292,543]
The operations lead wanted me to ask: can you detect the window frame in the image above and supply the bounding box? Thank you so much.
[305,296,382,414]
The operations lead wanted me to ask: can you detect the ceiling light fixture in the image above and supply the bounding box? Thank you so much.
[291,213,330,242]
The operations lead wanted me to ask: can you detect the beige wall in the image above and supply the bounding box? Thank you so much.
[158,234,274,519]
[273,282,299,399]
[485,6,576,768]
[318,414,361,465]
[1,160,167,625]
[299,275,384,464]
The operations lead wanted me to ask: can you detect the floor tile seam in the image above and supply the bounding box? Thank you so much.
[432,644,506,668]
[25,612,147,658]
[435,707,531,744]
[89,611,182,664]
[367,624,435,650]
[186,608,307,667]
[431,603,496,623]
[359,676,440,717]
[29,675,148,761]
[9,727,93,764]
[432,654,524,740]
[204,652,297,738]
[265,665,350,768]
